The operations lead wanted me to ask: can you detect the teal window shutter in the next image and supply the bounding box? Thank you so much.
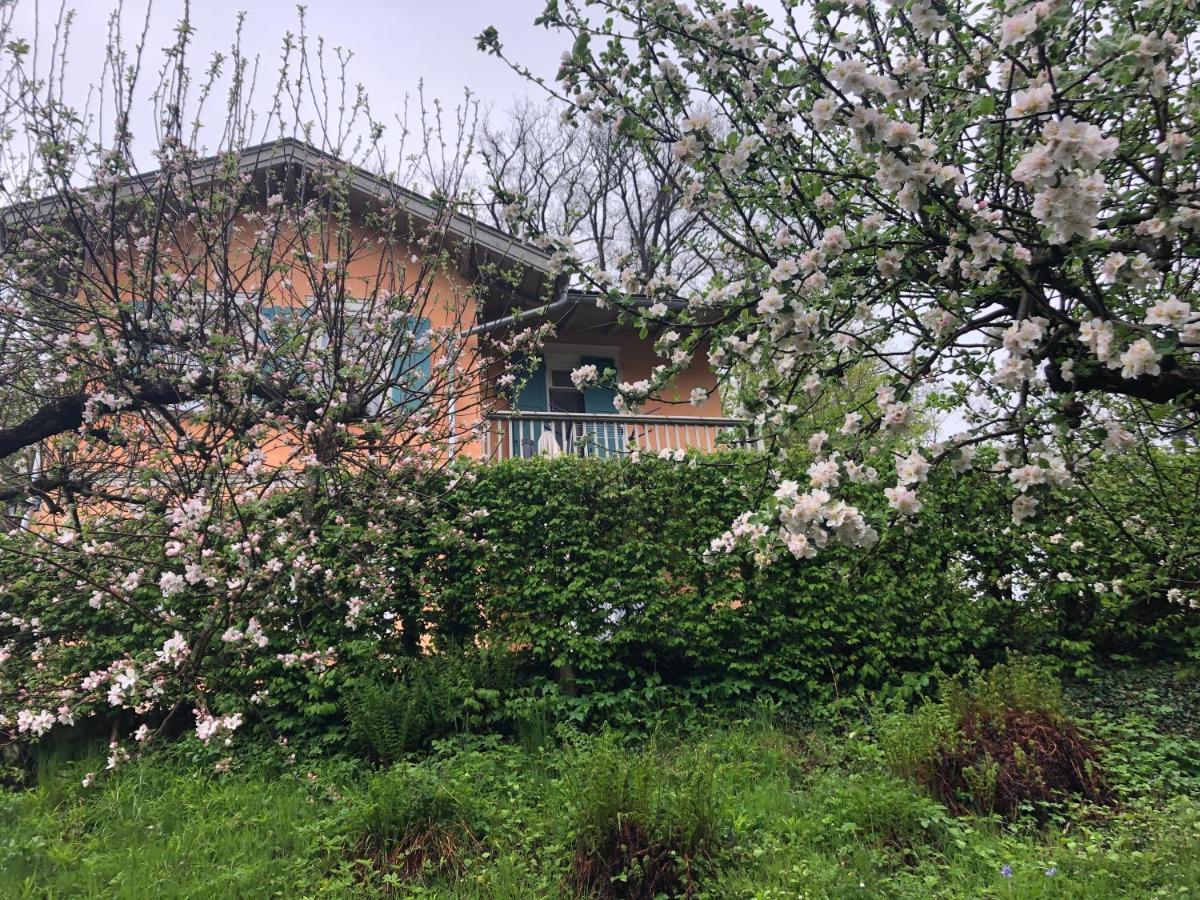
[257,306,285,373]
[579,355,622,456]
[580,355,618,413]
[390,316,432,408]
[514,356,548,412]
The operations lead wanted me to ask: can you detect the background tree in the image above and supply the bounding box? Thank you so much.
[478,98,719,287]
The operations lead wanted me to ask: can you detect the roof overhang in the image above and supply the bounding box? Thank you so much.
[470,290,690,340]
[0,137,557,308]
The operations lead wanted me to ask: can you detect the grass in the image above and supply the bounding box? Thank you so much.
[1,754,339,898]
[4,666,1200,898]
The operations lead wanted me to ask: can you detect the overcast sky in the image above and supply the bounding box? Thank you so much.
[8,1,566,169]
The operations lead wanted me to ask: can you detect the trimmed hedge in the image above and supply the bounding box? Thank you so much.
[3,448,1197,744]
[433,455,988,713]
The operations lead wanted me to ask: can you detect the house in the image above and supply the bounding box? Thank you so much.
[0,139,757,492]
[470,287,758,460]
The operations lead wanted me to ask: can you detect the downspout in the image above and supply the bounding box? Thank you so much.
[465,274,571,338]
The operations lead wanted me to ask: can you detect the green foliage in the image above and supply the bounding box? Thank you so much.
[6,673,1200,898]
[1071,665,1200,802]
[344,647,518,763]
[343,764,482,888]
[792,769,959,864]
[877,658,1106,819]
[0,751,354,898]
[941,656,1067,724]
[351,766,475,847]
[877,700,960,794]
[435,453,997,722]
[5,445,1198,749]
[565,732,724,896]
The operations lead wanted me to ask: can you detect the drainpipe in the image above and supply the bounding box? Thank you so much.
[465,277,572,338]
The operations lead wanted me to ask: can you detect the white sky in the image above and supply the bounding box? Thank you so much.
[8,1,565,168]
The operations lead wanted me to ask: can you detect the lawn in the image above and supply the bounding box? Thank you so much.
[3,663,1199,899]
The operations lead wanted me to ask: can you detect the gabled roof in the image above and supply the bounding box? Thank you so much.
[0,137,557,306]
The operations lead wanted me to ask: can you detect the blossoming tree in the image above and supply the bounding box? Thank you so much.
[0,6,524,755]
[480,0,1200,562]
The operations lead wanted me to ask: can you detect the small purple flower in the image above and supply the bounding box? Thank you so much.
[1044,866,1057,876]
[1000,865,1013,878]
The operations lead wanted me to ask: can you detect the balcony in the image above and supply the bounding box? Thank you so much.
[481,411,761,461]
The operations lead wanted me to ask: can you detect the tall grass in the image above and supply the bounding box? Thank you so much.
[4,670,1200,899]
[564,732,724,896]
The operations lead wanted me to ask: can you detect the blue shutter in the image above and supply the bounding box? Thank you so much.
[259,305,292,342]
[507,356,547,458]
[257,306,285,374]
[514,356,548,412]
[579,355,623,457]
[580,356,617,413]
[390,316,432,409]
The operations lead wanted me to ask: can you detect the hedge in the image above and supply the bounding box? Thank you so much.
[2,448,1197,744]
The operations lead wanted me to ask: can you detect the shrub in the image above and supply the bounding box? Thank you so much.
[344,647,518,763]
[6,445,1198,750]
[942,657,1067,724]
[877,700,960,795]
[937,707,1107,819]
[879,658,1108,819]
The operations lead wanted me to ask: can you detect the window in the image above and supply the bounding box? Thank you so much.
[543,346,619,412]
[299,298,430,415]
[388,315,432,411]
[548,368,585,413]
[509,345,620,415]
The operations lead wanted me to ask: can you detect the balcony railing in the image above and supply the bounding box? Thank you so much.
[481,411,761,461]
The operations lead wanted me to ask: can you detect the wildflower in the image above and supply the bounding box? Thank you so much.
[1000,864,1013,878]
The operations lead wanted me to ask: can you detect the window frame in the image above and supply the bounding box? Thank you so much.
[539,343,621,412]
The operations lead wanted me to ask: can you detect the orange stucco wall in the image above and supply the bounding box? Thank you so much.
[52,201,728,479]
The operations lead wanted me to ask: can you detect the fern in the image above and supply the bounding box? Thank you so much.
[344,647,518,762]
